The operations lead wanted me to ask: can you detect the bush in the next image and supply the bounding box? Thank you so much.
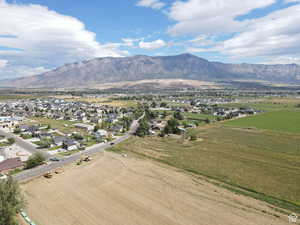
[72,133,84,140]
[25,152,46,169]
[13,128,21,134]
[190,135,197,141]
[7,138,15,145]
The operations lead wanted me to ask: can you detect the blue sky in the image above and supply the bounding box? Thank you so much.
[0,0,300,79]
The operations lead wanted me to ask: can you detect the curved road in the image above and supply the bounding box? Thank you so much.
[13,116,142,182]
[0,129,51,158]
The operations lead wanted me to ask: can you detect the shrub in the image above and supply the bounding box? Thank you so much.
[190,135,197,141]
[25,152,46,169]
[13,128,21,134]
[7,138,15,145]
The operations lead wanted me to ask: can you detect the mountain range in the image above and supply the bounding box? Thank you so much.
[1,54,300,89]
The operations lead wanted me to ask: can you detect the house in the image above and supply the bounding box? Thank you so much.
[53,136,68,146]
[38,132,53,140]
[94,129,108,141]
[62,139,78,151]
[19,125,39,135]
[111,125,123,133]
[90,117,102,124]
[0,157,23,174]
[74,123,94,132]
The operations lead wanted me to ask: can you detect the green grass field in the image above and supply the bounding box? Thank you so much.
[110,125,300,212]
[183,112,218,120]
[28,117,87,135]
[225,110,300,133]
[221,98,300,112]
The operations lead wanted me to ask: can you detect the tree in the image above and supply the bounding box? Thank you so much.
[0,176,26,225]
[120,117,133,131]
[94,124,100,132]
[25,152,46,169]
[163,119,181,135]
[135,119,150,137]
[150,101,157,108]
[160,102,167,107]
[173,111,184,120]
[204,118,211,124]
[161,111,168,119]
[72,133,84,140]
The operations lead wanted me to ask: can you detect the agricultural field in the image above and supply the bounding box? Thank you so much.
[224,110,300,133]
[110,125,300,212]
[62,96,138,107]
[21,152,287,225]
[221,98,300,112]
[0,94,34,101]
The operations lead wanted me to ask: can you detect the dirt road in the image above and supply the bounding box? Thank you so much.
[22,152,289,225]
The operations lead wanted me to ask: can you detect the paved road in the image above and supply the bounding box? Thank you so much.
[0,129,51,158]
[13,115,143,182]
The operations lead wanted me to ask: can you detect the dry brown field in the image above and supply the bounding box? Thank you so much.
[21,152,290,225]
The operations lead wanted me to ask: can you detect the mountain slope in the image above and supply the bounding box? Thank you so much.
[1,54,300,88]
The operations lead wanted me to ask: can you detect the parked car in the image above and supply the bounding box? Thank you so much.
[49,157,60,162]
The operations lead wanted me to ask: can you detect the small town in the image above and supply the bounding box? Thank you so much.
[0,96,260,178]
[1,1,300,224]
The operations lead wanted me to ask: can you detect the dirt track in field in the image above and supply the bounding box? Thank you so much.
[22,152,288,225]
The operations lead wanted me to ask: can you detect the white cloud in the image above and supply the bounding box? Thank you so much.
[0,65,49,80]
[0,0,126,79]
[136,0,165,10]
[139,39,167,50]
[217,4,300,60]
[188,35,216,46]
[168,0,275,35]
[262,56,300,65]
[186,47,209,53]
[284,0,300,3]
[121,38,143,47]
[0,59,8,68]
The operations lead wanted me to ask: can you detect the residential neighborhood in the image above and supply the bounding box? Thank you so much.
[0,98,137,175]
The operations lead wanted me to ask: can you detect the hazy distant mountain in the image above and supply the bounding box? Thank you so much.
[1,54,300,88]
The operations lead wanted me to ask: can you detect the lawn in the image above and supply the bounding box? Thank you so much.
[28,117,87,135]
[183,112,218,121]
[109,126,300,212]
[224,110,300,134]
